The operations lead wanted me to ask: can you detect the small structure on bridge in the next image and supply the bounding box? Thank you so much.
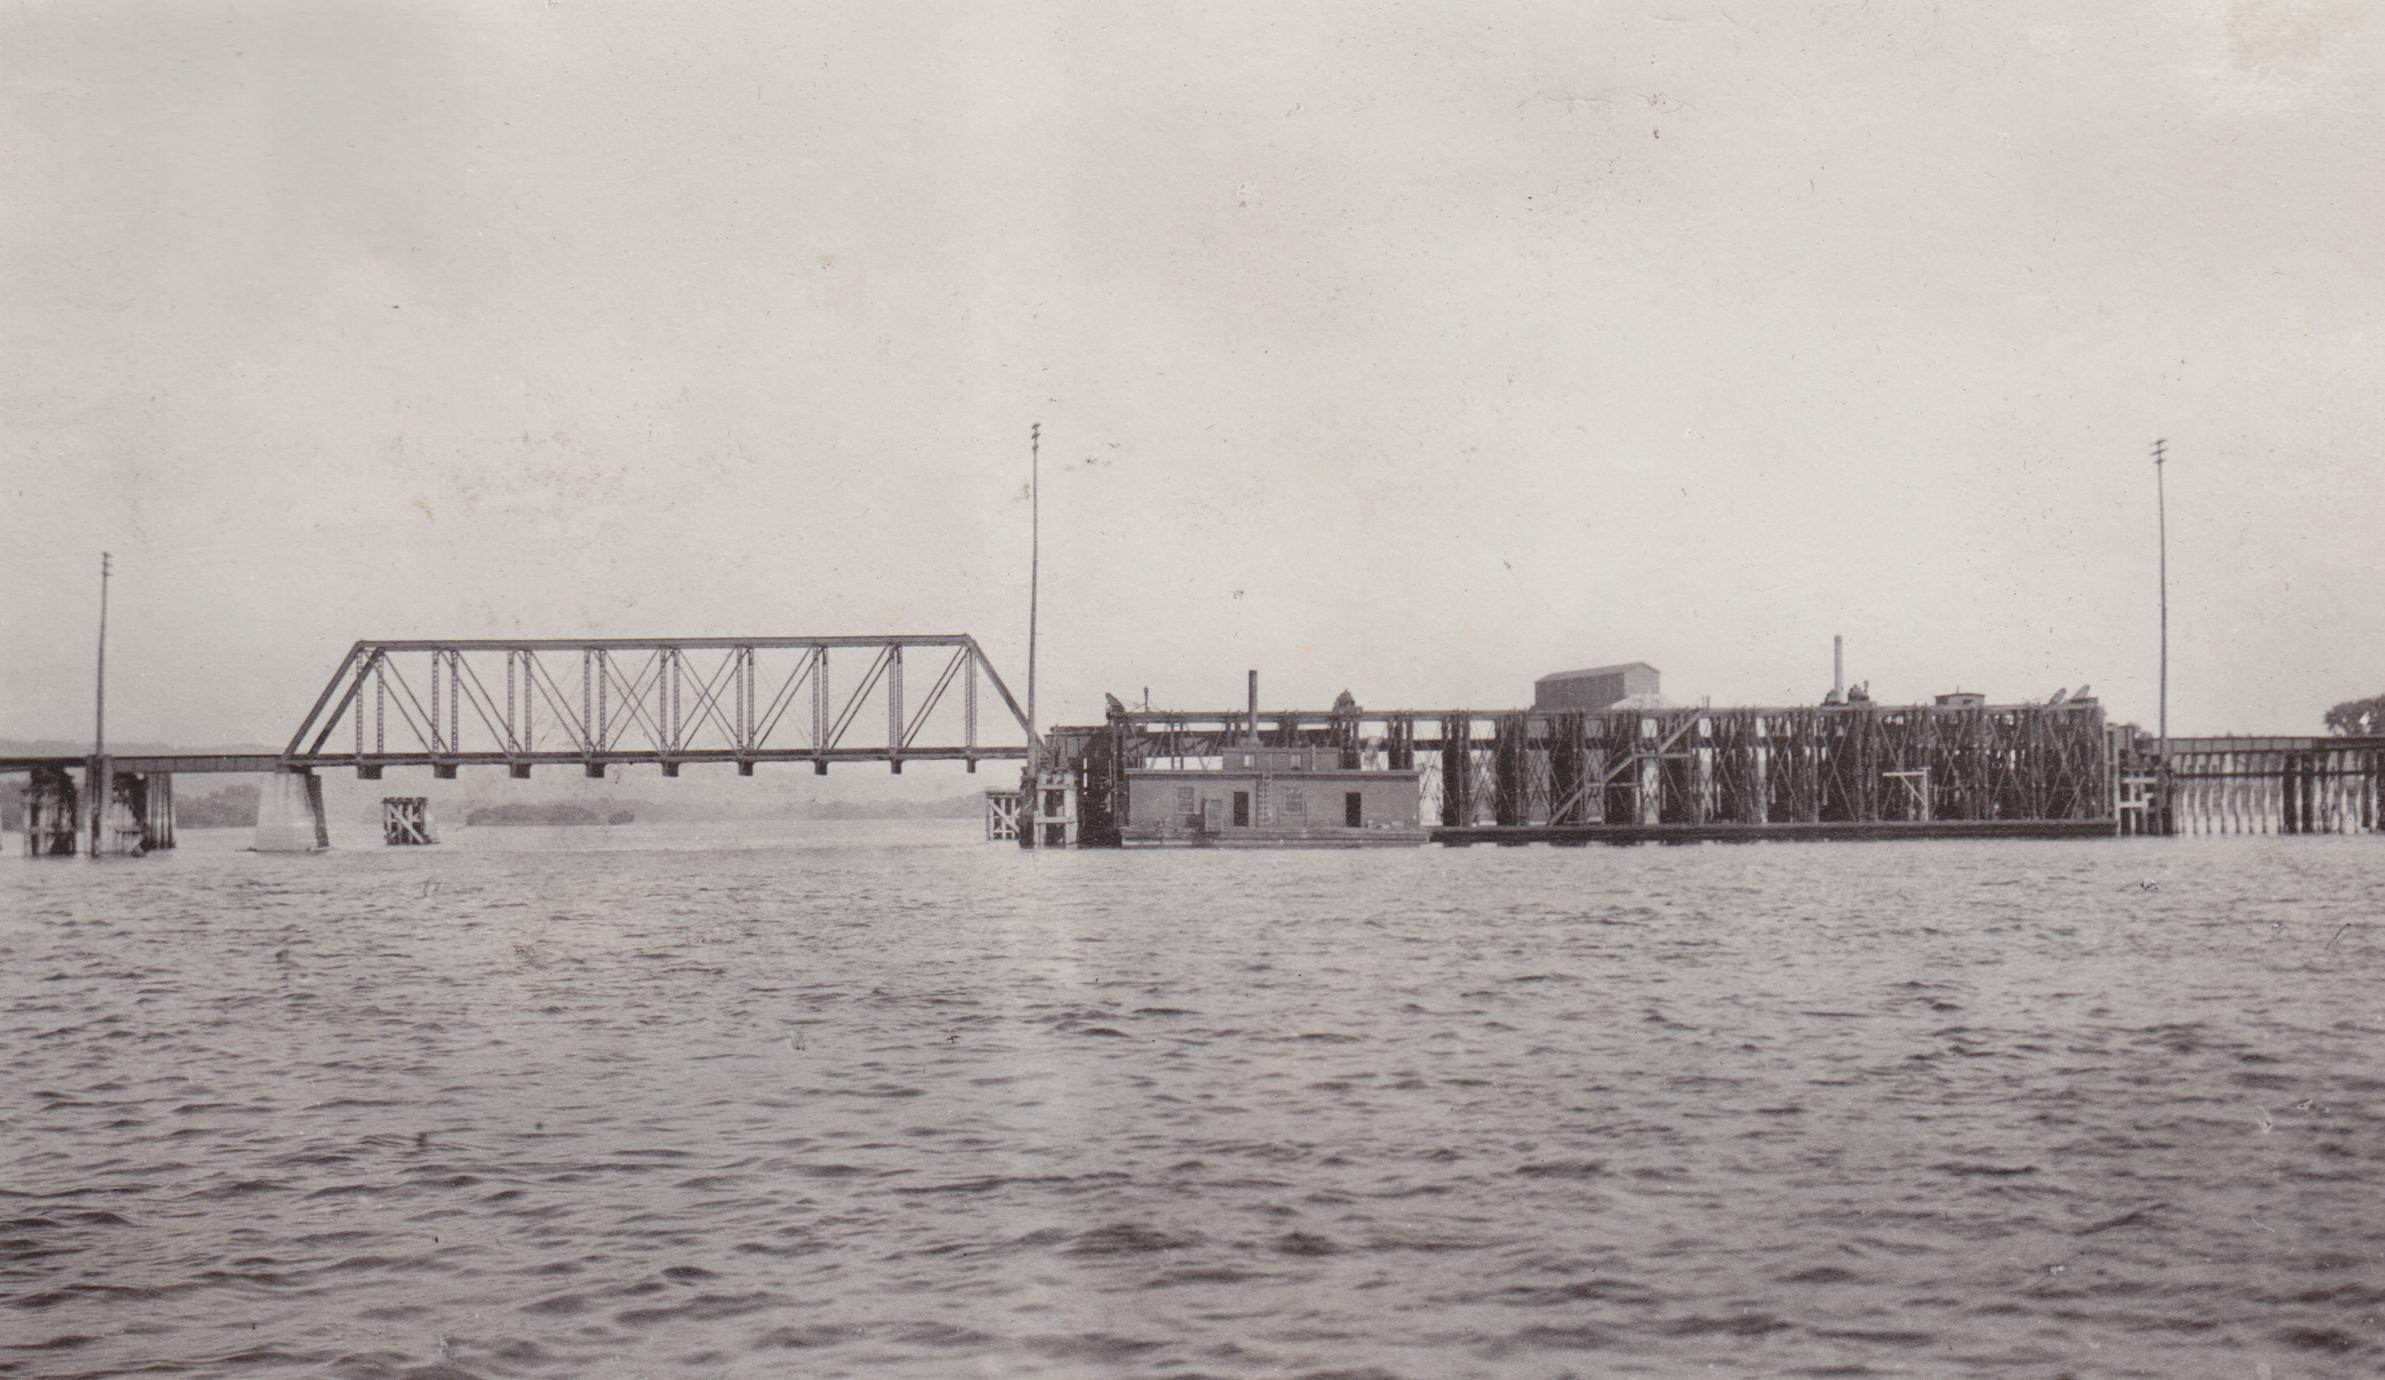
[1534,662,1660,714]
[1121,743,1425,847]
[1025,673,1427,849]
[381,797,438,846]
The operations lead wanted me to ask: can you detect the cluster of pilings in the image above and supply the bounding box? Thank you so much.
[18,761,176,857]
[381,796,437,845]
[2159,737,2385,835]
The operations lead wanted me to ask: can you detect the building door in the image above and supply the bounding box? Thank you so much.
[1232,791,1250,827]
[1345,791,1363,828]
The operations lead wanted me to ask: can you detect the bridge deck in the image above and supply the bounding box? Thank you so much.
[1,748,1026,777]
[2,755,283,775]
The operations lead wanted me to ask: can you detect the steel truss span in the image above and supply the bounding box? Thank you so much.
[281,636,1032,777]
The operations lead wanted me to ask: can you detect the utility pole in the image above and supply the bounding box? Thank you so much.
[2152,438,2172,837]
[1027,422,1040,765]
[95,551,111,757]
[2152,438,2167,756]
[90,551,113,856]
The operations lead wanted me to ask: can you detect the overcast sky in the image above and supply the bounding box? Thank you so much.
[5,0,2380,751]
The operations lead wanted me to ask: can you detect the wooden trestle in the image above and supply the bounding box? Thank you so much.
[1034,698,2130,847]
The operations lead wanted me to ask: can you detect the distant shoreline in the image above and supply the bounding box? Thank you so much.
[465,804,636,827]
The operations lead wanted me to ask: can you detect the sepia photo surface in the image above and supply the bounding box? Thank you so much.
[4,4,2381,1377]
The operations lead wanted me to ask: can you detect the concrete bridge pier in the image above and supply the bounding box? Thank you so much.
[255,770,331,852]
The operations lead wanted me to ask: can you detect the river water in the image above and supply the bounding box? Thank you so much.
[4,823,2380,1379]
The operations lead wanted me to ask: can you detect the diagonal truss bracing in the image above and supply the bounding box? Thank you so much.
[281,636,1030,775]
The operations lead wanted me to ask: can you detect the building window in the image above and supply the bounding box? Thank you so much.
[1176,785,1196,819]
[1282,786,1305,817]
[1232,791,1251,827]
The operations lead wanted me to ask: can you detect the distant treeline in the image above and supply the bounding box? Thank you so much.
[790,796,984,820]
[180,783,263,827]
[459,795,986,824]
[465,802,635,827]
[520,795,989,822]
[2327,693,2385,737]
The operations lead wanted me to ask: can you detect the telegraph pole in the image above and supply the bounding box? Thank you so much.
[90,551,113,856]
[95,551,112,757]
[2152,439,2167,756]
[2152,439,2172,837]
[1027,423,1040,764]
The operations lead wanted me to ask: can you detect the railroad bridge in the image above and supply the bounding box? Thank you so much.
[11,643,2382,854]
[6,634,1032,855]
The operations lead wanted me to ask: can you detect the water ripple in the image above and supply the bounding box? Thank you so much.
[4,823,2381,1378]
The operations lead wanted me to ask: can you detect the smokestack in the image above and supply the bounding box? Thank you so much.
[1247,670,1259,745]
[1832,635,1844,699]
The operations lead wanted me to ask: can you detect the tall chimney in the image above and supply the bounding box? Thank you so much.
[1832,635,1844,700]
[1247,670,1259,745]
